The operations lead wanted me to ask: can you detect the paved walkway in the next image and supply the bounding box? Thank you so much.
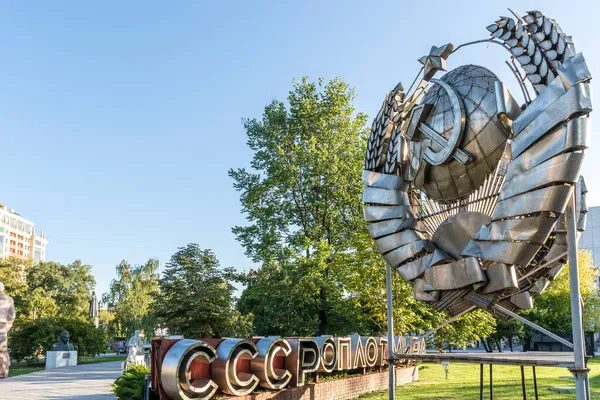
[0,361,122,399]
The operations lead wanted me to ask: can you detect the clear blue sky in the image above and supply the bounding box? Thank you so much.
[1,0,598,296]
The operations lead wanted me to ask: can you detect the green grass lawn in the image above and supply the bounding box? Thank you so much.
[7,355,127,377]
[79,355,126,365]
[359,358,600,400]
[7,366,44,377]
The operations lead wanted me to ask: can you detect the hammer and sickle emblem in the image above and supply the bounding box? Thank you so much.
[406,79,471,166]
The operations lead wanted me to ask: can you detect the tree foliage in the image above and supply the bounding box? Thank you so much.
[27,260,96,321]
[102,259,159,337]
[232,77,496,344]
[0,258,95,323]
[488,317,523,352]
[522,250,600,332]
[154,244,252,338]
[9,317,105,362]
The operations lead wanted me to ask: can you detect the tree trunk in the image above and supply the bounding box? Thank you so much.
[482,339,491,353]
[494,338,503,353]
[508,336,514,352]
[317,286,328,335]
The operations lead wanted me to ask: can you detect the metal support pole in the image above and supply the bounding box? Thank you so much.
[532,366,538,400]
[565,193,590,400]
[489,364,493,400]
[479,364,484,400]
[386,262,395,400]
[494,304,574,349]
[520,365,527,400]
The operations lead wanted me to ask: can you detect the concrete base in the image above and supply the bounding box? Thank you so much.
[46,351,77,369]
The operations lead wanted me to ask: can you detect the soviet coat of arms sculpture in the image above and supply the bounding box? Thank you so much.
[363,10,591,316]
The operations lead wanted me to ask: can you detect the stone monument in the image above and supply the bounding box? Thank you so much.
[126,330,145,366]
[0,282,16,379]
[46,331,77,369]
[89,291,99,328]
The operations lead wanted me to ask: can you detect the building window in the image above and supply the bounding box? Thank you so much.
[10,240,15,246]
[17,235,23,240]
[34,249,42,263]
[35,240,42,246]
[9,232,15,238]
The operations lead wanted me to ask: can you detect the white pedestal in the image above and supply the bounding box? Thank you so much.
[45,351,77,369]
[124,355,146,370]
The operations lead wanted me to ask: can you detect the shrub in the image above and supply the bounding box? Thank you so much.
[9,318,61,362]
[8,317,106,362]
[58,318,106,358]
[113,364,150,400]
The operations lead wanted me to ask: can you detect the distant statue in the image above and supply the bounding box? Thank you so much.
[127,330,143,363]
[52,331,75,352]
[89,291,98,319]
[89,291,99,328]
[0,282,16,379]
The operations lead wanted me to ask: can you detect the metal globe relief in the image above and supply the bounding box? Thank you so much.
[413,65,510,202]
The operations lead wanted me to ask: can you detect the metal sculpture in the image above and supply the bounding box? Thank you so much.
[161,339,218,400]
[363,9,591,399]
[210,339,259,396]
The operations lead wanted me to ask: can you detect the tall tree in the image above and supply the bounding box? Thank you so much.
[154,244,252,338]
[0,258,29,318]
[231,77,496,343]
[522,250,600,332]
[102,259,159,337]
[231,77,370,335]
[0,259,95,322]
[27,260,96,321]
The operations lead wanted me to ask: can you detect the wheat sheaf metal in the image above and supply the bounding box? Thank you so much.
[363,10,591,316]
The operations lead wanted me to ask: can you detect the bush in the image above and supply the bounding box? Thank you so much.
[113,364,150,400]
[58,318,106,358]
[8,317,106,362]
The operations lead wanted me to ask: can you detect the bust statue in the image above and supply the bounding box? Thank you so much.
[52,331,75,352]
[0,282,16,379]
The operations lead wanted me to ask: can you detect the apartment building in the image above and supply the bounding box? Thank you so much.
[0,202,47,262]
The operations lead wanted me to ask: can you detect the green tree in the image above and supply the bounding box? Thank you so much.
[230,77,372,335]
[154,244,252,338]
[432,310,497,351]
[0,258,95,322]
[0,257,29,317]
[9,317,105,362]
[522,249,600,332]
[231,77,496,344]
[102,259,159,337]
[488,317,524,352]
[26,260,96,321]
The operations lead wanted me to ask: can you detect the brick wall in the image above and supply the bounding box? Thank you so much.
[216,366,418,400]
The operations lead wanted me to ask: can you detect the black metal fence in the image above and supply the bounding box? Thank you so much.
[523,331,595,357]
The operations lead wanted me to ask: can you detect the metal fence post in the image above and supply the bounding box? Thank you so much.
[386,262,395,400]
[565,192,590,400]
